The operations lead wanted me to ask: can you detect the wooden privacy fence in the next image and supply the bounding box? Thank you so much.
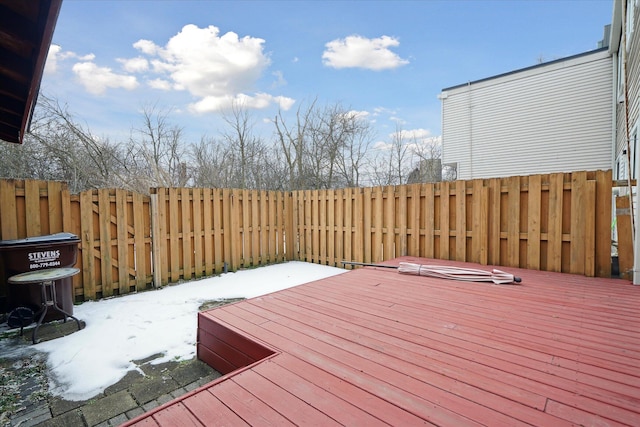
[292,170,612,277]
[0,181,153,304]
[0,170,613,306]
[150,188,287,287]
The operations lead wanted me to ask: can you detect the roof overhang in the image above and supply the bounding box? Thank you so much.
[0,0,62,144]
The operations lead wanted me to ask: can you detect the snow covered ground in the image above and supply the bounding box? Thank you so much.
[0,261,346,401]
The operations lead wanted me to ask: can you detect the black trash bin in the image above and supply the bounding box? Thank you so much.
[0,232,80,322]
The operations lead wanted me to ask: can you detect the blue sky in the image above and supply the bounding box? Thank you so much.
[42,0,613,145]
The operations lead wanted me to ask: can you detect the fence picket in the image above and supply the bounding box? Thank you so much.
[334,189,344,266]
[488,178,501,265]
[276,191,285,262]
[344,188,353,265]
[362,187,372,264]
[547,173,564,272]
[259,190,268,263]
[399,185,408,257]
[47,181,63,233]
[181,188,193,278]
[585,179,596,277]
[570,172,587,274]
[98,190,112,297]
[327,190,335,266]
[353,188,364,264]
[319,190,327,265]
[61,185,72,233]
[79,190,95,300]
[25,180,41,237]
[409,184,420,257]
[507,176,520,268]
[595,170,612,277]
[439,181,450,259]
[527,175,542,270]
[116,189,129,294]
[424,184,434,259]
[304,190,312,262]
[193,188,203,278]
[212,189,223,272]
[157,189,169,286]
[132,191,148,290]
[0,181,18,239]
[455,180,466,261]
[168,188,180,282]
[384,186,395,260]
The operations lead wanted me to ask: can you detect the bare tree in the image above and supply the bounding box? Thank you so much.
[6,94,442,193]
[0,136,49,180]
[368,124,412,186]
[220,101,267,189]
[127,105,188,190]
[334,112,375,188]
[273,100,377,190]
[406,136,443,183]
[21,95,127,192]
[273,99,317,190]
[190,136,230,187]
[309,103,352,189]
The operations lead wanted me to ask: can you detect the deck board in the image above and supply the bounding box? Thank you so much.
[205,380,295,426]
[124,257,640,426]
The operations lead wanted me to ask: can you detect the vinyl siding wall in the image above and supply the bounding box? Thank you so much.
[615,2,640,171]
[442,49,613,180]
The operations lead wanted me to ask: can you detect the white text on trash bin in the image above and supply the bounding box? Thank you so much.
[28,250,62,269]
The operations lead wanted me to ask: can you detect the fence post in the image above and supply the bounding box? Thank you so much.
[150,190,161,288]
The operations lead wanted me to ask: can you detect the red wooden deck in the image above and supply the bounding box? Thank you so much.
[124,257,640,426]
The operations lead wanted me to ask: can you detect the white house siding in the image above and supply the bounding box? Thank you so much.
[441,49,613,180]
[613,0,640,175]
[611,0,640,284]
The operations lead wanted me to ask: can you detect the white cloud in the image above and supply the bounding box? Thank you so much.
[132,24,275,112]
[275,95,296,111]
[148,78,172,91]
[373,140,391,150]
[373,106,396,116]
[72,62,139,95]
[132,39,158,55]
[346,110,370,120]
[79,53,96,61]
[189,92,294,114]
[45,45,86,74]
[45,44,63,74]
[404,132,441,156]
[397,128,432,140]
[374,129,440,153]
[323,35,409,70]
[118,57,149,73]
[390,115,407,125]
[54,24,289,110]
